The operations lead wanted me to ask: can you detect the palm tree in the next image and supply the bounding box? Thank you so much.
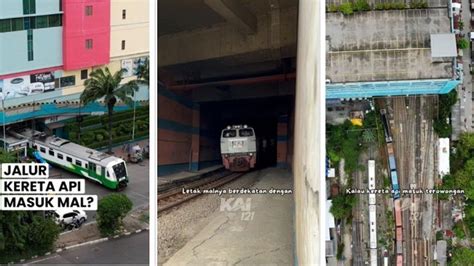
[136,58,149,85]
[81,67,138,153]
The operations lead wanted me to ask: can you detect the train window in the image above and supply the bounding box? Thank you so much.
[57,153,63,160]
[76,160,82,167]
[239,129,254,137]
[66,157,72,162]
[40,147,46,153]
[222,129,236,138]
[49,150,54,156]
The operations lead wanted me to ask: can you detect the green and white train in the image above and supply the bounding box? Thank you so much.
[18,129,129,190]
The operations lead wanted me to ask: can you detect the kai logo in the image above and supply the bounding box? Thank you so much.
[220,197,251,212]
[220,197,255,221]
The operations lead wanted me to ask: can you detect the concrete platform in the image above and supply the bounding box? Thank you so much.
[163,168,294,265]
[158,165,224,190]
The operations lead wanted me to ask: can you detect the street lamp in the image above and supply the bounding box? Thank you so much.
[132,90,136,140]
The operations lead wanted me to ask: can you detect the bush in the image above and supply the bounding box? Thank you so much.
[339,2,354,15]
[453,222,466,239]
[328,4,339,12]
[409,1,428,8]
[436,230,444,241]
[26,216,60,253]
[0,213,60,264]
[433,119,452,138]
[353,0,371,11]
[375,2,406,10]
[97,194,133,236]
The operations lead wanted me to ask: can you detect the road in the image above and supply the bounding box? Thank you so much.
[29,231,149,265]
[389,96,436,266]
[49,156,149,223]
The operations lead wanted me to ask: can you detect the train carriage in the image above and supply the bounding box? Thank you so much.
[380,109,393,143]
[394,199,403,227]
[20,129,129,190]
[396,227,403,253]
[396,255,403,266]
[387,143,397,170]
[391,170,401,199]
[220,125,257,172]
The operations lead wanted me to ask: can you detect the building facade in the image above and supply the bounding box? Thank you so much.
[0,0,149,126]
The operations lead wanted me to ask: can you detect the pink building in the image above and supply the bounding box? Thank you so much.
[63,0,110,70]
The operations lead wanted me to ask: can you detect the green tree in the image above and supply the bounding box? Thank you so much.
[330,193,357,220]
[136,58,149,85]
[81,67,138,153]
[458,38,469,50]
[449,247,474,265]
[26,215,60,253]
[0,153,59,263]
[97,194,133,236]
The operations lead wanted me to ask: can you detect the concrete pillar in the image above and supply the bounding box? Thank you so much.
[277,114,289,168]
[293,0,325,264]
[191,104,200,171]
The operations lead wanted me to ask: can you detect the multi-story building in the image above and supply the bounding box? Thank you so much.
[0,0,149,128]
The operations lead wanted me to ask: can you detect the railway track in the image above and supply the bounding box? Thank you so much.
[158,172,244,213]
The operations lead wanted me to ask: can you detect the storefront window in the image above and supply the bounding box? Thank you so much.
[60,76,76,87]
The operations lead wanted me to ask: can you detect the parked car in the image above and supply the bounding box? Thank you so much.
[52,209,87,226]
[470,32,474,41]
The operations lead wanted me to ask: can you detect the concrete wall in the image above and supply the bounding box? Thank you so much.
[158,86,221,176]
[0,27,63,75]
[110,0,149,59]
[293,0,325,264]
[0,1,23,19]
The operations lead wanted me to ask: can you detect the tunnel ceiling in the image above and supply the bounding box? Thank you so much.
[158,0,299,100]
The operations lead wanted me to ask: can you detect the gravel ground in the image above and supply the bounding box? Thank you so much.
[157,169,266,265]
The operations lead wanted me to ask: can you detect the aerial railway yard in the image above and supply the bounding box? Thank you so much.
[382,96,438,266]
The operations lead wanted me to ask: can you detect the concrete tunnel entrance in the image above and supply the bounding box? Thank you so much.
[200,96,293,170]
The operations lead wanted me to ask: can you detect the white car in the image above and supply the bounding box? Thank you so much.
[52,209,87,225]
[470,32,474,41]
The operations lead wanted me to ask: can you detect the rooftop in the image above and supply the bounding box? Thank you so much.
[431,34,457,58]
[326,9,453,83]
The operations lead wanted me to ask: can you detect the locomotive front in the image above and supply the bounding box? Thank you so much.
[220,125,257,172]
